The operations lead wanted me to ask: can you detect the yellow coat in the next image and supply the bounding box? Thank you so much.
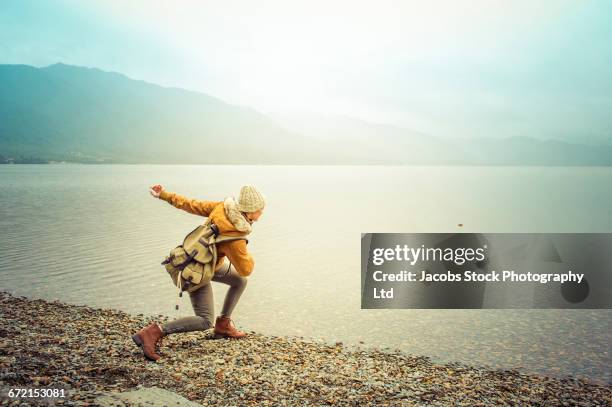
[158,190,255,277]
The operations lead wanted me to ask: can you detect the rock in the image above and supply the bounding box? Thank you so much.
[95,386,201,406]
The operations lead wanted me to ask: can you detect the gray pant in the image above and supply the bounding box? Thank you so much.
[160,262,247,335]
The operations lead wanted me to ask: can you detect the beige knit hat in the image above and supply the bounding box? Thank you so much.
[236,185,266,213]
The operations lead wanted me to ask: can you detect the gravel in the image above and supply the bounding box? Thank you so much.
[0,291,610,406]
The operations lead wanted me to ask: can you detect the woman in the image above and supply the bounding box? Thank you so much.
[132,184,265,361]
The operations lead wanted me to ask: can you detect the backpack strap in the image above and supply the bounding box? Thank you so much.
[214,235,249,245]
[208,221,248,245]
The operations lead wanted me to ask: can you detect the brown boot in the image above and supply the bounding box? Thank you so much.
[132,323,164,361]
[213,316,246,339]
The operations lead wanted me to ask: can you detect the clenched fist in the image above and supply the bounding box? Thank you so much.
[149,184,165,198]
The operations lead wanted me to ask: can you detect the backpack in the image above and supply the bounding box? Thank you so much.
[161,218,248,299]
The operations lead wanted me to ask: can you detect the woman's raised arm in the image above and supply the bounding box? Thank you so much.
[149,184,220,217]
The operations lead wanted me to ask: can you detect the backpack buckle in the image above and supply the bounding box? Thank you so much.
[210,223,219,236]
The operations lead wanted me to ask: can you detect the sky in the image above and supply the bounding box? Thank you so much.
[1,0,611,144]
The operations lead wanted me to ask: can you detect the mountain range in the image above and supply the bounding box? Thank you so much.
[1,63,610,165]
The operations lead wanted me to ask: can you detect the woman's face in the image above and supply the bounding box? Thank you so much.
[246,208,264,222]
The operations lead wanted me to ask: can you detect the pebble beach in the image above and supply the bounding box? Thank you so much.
[0,291,610,406]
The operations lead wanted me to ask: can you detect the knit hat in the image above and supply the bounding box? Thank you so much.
[236,185,266,213]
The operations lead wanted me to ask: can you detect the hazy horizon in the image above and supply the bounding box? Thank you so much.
[1,0,611,145]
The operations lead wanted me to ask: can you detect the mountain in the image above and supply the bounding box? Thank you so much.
[1,63,610,165]
[272,112,612,166]
[0,63,316,164]
[271,112,468,165]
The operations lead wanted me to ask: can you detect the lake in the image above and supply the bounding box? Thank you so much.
[1,164,610,382]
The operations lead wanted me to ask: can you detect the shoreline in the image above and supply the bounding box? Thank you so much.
[0,291,610,406]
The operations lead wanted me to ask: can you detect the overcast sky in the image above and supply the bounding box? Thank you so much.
[1,0,611,144]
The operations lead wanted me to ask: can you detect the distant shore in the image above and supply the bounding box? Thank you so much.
[3,160,612,166]
[0,291,610,406]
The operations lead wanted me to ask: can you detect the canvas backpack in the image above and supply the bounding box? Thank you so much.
[161,218,248,299]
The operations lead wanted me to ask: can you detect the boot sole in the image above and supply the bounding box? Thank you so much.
[132,334,144,347]
[212,333,246,339]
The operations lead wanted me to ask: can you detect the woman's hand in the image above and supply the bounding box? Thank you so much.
[149,184,165,198]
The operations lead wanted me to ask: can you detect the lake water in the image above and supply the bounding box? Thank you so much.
[1,164,610,382]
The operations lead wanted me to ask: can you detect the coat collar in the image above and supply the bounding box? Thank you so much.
[223,197,252,234]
